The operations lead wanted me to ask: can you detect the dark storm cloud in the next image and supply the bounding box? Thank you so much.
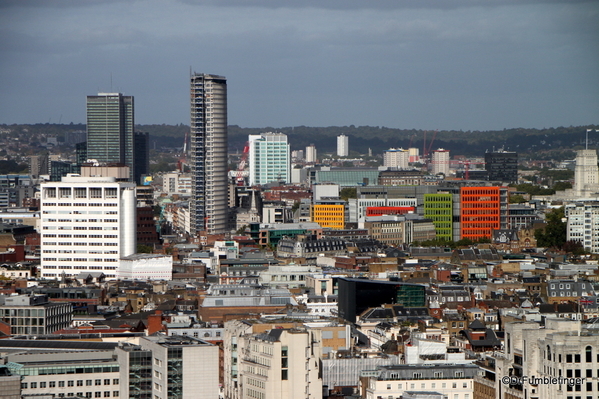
[0,0,597,130]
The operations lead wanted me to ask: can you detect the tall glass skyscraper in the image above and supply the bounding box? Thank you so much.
[190,73,228,235]
[248,132,290,186]
[86,93,135,181]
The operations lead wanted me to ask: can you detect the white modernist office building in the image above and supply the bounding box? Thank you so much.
[249,132,291,186]
[40,175,136,279]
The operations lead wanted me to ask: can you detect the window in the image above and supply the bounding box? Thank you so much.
[86,380,92,386]
[95,393,101,398]
[104,392,110,397]
[59,381,65,387]
[113,392,119,397]
[31,382,37,388]
[50,382,56,388]
[113,379,119,385]
[77,380,83,386]
[68,381,74,387]
[586,346,593,362]
[40,382,46,388]
[95,380,102,386]
[104,379,110,385]
[281,370,288,380]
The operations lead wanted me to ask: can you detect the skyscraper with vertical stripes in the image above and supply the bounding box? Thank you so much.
[86,93,135,181]
[190,73,228,235]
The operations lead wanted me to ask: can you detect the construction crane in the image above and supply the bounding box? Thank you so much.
[237,142,249,186]
[458,160,486,180]
[177,131,189,172]
[422,130,438,168]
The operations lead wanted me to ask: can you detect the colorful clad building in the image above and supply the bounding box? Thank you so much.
[460,186,506,240]
[311,200,346,230]
[423,193,453,241]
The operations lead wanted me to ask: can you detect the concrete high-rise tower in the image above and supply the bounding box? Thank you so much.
[306,144,317,163]
[337,134,349,157]
[431,148,450,176]
[190,73,228,235]
[86,93,135,181]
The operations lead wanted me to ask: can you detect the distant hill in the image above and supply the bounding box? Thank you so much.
[1,123,597,158]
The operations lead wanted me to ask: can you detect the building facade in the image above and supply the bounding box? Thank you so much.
[484,151,518,183]
[0,294,71,335]
[235,328,322,399]
[134,335,219,399]
[337,134,349,157]
[566,201,599,253]
[460,186,508,240]
[305,144,317,164]
[190,73,228,235]
[40,176,136,279]
[311,200,346,230]
[249,133,290,186]
[424,193,453,241]
[86,93,135,182]
[431,149,450,176]
[383,148,409,169]
[362,364,478,399]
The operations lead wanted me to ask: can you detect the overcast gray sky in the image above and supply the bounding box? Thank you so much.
[1,0,597,131]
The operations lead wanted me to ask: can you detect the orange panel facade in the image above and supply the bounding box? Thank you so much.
[460,186,501,240]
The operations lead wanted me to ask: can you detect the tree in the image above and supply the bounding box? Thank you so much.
[534,207,567,249]
[509,194,527,204]
[340,187,357,201]
[137,244,153,253]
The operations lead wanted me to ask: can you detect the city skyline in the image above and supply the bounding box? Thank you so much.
[0,1,598,131]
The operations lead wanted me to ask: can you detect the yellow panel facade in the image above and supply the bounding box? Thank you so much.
[310,204,345,230]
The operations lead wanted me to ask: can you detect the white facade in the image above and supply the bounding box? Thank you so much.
[337,134,349,157]
[383,148,409,169]
[259,264,321,288]
[313,184,340,201]
[408,147,420,163]
[290,166,307,184]
[162,172,192,195]
[574,149,599,196]
[306,144,317,163]
[118,254,173,280]
[40,176,136,279]
[431,149,450,176]
[565,201,599,252]
[249,133,291,186]
[129,335,220,399]
[236,328,322,399]
[349,197,418,226]
[363,365,477,399]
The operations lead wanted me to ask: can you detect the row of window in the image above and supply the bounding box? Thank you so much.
[43,203,118,207]
[24,379,118,388]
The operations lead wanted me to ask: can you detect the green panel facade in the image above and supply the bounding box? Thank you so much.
[424,193,453,241]
[395,284,426,307]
